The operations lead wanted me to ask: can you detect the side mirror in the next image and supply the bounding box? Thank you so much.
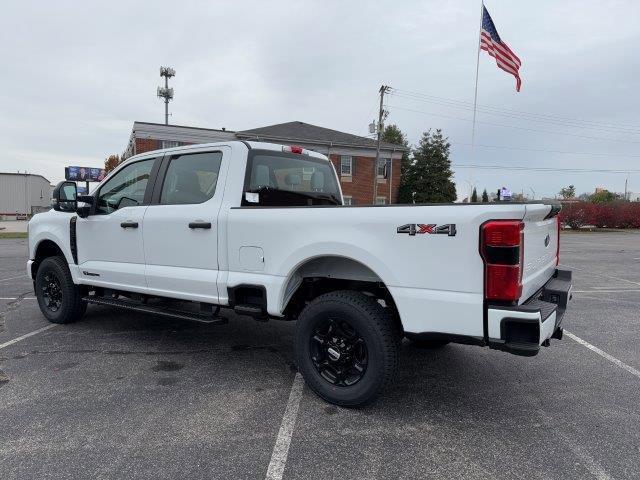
[52,181,77,212]
[76,194,95,218]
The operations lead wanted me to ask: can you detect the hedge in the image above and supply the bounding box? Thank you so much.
[560,201,640,229]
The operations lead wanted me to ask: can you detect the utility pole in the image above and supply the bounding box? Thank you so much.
[158,67,175,125]
[624,173,629,201]
[374,85,390,203]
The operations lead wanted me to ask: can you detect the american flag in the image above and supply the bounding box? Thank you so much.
[480,5,522,91]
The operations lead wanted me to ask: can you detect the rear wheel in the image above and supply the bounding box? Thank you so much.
[295,291,399,407]
[35,256,86,324]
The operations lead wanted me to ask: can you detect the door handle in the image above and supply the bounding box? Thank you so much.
[188,221,212,229]
[120,221,139,229]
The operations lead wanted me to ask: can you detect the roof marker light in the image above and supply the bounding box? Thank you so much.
[283,145,304,154]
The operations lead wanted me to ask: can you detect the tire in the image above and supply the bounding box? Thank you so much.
[295,290,400,407]
[405,335,449,349]
[35,256,86,324]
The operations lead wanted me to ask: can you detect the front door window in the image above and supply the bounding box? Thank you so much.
[95,159,155,214]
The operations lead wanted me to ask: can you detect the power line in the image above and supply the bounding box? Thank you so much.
[389,88,640,134]
[451,141,640,158]
[452,164,639,174]
[390,92,640,136]
[386,104,640,145]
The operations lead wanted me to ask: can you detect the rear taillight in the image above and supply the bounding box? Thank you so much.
[556,215,560,266]
[480,220,524,302]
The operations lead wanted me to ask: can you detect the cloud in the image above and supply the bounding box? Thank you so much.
[0,0,638,197]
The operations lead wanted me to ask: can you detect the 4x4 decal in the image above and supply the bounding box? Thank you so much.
[397,223,457,237]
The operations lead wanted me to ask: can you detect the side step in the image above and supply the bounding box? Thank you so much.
[83,296,228,325]
[233,304,266,320]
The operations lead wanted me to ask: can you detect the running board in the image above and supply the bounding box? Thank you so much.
[233,304,266,320]
[83,296,228,325]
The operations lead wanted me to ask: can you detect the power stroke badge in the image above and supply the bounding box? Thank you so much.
[397,223,457,237]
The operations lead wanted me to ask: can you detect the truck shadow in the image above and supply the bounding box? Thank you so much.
[78,304,568,422]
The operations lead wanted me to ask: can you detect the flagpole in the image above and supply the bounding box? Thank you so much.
[469,0,484,201]
[472,0,484,147]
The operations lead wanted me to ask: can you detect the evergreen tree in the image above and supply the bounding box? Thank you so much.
[406,129,457,203]
[481,188,489,203]
[471,187,478,203]
[382,124,413,203]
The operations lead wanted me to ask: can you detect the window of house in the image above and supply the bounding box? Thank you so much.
[343,196,353,206]
[340,155,353,176]
[377,158,390,178]
[161,140,182,149]
[375,196,387,205]
[160,152,223,205]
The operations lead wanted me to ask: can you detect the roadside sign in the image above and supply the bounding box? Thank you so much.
[65,166,106,182]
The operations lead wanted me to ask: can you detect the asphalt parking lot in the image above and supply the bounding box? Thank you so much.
[1,233,639,480]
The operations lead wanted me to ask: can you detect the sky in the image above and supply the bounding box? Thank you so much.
[1,0,639,200]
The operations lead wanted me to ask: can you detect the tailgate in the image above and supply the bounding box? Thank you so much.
[520,204,559,304]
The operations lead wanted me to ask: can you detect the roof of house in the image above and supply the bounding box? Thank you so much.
[133,121,234,134]
[237,121,405,151]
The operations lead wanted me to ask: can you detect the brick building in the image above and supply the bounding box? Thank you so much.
[123,121,405,205]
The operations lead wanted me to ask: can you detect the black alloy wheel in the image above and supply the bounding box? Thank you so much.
[310,317,368,387]
[41,271,63,312]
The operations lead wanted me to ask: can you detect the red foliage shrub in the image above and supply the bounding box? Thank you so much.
[560,202,589,229]
[616,202,640,228]
[591,203,615,228]
[560,201,640,229]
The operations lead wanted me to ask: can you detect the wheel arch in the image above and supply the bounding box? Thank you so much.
[280,255,403,332]
[31,239,67,279]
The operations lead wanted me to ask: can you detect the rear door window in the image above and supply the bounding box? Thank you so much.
[160,151,223,205]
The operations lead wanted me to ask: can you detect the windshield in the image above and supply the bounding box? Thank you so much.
[243,152,341,207]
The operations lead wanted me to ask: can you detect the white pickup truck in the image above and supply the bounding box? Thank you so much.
[28,141,571,406]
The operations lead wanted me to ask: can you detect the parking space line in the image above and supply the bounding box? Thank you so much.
[560,263,640,287]
[0,297,36,300]
[565,331,640,379]
[572,289,640,293]
[0,324,57,350]
[0,275,29,283]
[265,372,305,480]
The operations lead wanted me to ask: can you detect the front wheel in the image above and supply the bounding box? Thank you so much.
[35,256,86,324]
[295,291,400,407]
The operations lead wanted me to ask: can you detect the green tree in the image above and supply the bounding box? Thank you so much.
[482,189,489,203]
[402,129,456,203]
[382,124,412,203]
[471,187,478,203]
[590,190,617,203]
[559,185,576,199]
